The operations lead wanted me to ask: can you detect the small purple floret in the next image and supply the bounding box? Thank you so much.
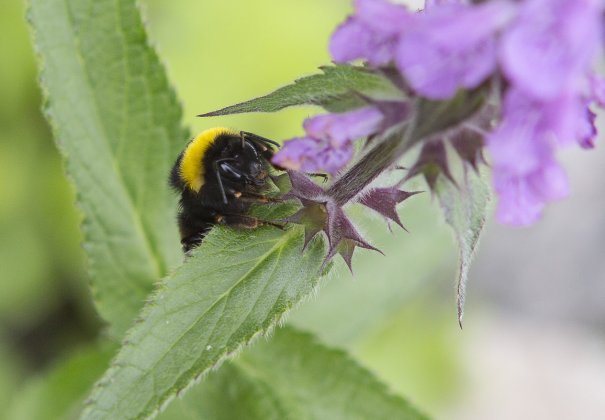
[273,106,383,174]
[272,136,354,175]
[303,106,384,146]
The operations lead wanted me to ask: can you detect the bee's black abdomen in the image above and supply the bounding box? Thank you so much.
[177,203,214,251]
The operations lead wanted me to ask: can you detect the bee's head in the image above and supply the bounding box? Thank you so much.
[220,138,267,185]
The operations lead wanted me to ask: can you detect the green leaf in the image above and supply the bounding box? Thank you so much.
[435,170,491,327]
[0,341,24,415]
[27,0,188,337]
[200,65,404,116]
[81,223,327,420]
[160,327,428,420]
[7,344,115,420]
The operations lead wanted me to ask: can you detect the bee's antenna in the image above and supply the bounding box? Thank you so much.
[240,131,281,149]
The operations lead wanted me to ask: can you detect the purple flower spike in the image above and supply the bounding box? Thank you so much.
[330,0,411,66]
[396,1,516,99]
[500,0,603,101]
[273,106,384,175]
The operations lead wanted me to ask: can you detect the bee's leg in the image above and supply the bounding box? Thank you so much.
[215,213,287,231]
[214,158,237,204]
[231,190,283,203]
[269,163,329,183]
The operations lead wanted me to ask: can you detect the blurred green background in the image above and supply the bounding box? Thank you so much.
[2,1,605,419]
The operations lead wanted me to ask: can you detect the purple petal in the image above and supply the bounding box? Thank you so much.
[487,89,576,226]
[355,0,411,33]
[272,137,354,175]
[396,1,516,99]
[274,107,386,175]
[272,137,320,171]
[330,18,388,65]
[589,73,605,107]
[492,173,546,226]
[488,89,590,175]
[527,160,569,202]
[577,105,597,149]
[500,0,603,100]
[317,143,355,174]
[330,0,411,66]
[493,161,569,227]
[424,0,469,9]
[303,106,384,146]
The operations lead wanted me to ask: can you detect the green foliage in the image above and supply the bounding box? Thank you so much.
[161,327,427,420]
[200,65,404,116]
[435,170,491,326]
[7,344,116,420]
[81,222,327,419]
[28,0,187,338]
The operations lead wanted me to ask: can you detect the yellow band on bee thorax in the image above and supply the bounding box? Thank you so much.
[180,127,236,192]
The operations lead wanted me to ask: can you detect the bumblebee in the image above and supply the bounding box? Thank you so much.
[170,127,283,254]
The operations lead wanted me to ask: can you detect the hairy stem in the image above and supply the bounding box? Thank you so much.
[328,125,412,206]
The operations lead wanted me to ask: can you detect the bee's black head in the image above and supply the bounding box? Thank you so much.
[218,137,268,186]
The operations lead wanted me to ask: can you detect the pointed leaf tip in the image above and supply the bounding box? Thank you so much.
[435,170,490,331]
[359,187,420,229]
[283,171,388,271]
[199,64,403,116]
[450,129,487,173]
[406,140,457,192]
[458,295,465,330]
